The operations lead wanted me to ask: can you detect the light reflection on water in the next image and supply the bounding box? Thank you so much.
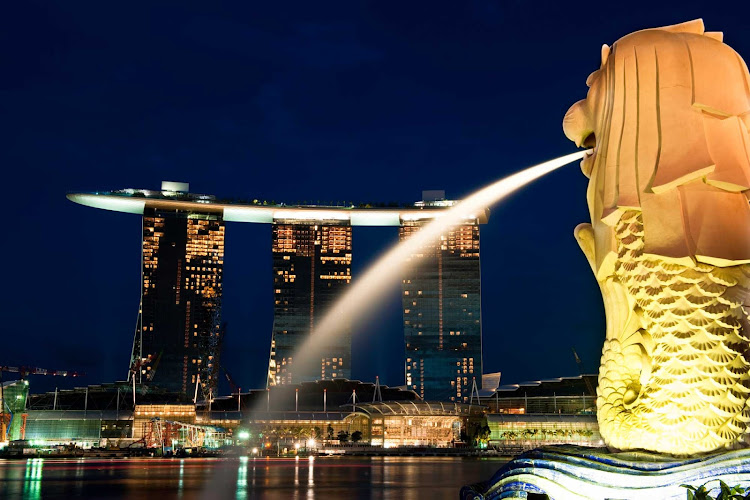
[307,456,314,491]
[179,460,184,498]
[0,456,507,500]
[236,456,248,500]
[22,458,42,500]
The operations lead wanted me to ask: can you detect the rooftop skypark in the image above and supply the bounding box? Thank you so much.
[67,182,489,226]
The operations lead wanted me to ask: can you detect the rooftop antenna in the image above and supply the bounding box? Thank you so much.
[373,376,383,403]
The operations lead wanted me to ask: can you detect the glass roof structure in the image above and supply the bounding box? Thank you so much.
[352,401,484,416]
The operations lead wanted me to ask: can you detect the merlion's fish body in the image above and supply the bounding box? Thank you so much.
[593,211,750,454]
[565,20,750,455]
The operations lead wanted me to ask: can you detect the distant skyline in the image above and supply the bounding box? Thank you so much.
[3,1,745,394]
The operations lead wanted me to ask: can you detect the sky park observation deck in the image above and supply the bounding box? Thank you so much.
[67,181,489,404]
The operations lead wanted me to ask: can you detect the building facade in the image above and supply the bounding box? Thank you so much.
[268,220,352,385]
[69,184,488,396]
[401,196,483,402]
[132,203,225,397]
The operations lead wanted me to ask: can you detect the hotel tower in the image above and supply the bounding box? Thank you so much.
[130,182,225,397]
[401,191,483,402]
[267,220,353,385]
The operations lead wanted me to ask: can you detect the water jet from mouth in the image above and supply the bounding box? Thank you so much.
[257,150,587,409]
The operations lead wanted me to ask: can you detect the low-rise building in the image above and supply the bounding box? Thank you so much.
[479,375,598,415]
[487,414,602,453]
[356,401,478,448]
[477,374,602,452]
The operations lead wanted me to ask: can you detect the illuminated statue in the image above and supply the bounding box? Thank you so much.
[564,19,750,455]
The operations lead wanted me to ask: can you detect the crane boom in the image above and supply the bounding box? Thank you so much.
[0,366,84,378]
[570,348,596,397]
[222,365,239,394]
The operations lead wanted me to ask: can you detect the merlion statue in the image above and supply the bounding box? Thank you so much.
[564,19,750,455]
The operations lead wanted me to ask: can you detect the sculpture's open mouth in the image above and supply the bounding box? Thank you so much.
[562,100,597,177]
[581,132,596,177]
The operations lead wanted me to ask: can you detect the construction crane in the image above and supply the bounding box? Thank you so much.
[571,348,596,397]
[0,366,84,379]
[221,365,240,395]
[128,354,153,380]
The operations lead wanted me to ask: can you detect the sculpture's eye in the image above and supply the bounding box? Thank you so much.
[582,132,597,148]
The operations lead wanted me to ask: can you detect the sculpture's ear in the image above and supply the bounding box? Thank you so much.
[704,31,724,42]
[601,44,611,67]
[658,19,705,35]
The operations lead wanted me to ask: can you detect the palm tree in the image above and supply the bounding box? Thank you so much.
[522,429,538,441]
[337,430,350,443]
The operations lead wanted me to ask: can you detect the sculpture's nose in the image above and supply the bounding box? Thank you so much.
[563,99,591,147]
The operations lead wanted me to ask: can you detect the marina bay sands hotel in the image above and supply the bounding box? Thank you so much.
[68,181,487,402]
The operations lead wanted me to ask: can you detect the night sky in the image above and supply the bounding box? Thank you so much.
[3,1,746,394]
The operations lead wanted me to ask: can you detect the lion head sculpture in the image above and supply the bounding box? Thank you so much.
[565,19,750,279]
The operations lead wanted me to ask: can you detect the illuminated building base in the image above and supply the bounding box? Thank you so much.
[461,445,750,500]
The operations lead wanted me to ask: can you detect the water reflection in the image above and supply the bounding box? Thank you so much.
[22,458,43,500]
[178,459,184,498]
[251,462,256,489]
[236,456,248,500]
[0,456,508,500]
[74,457,85,496]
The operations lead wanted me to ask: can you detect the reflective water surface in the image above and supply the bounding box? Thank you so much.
[0,456,508,500]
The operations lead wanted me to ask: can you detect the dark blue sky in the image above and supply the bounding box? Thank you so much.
[3,1,746,394]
